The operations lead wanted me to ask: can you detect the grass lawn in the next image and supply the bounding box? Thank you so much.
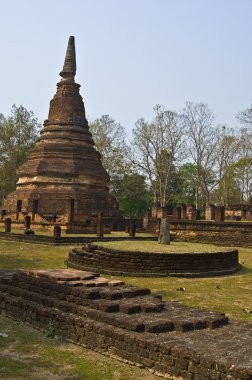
[94,241,252,321]
[95,240,229,253]
[0,315,157,380]
[0,238,251,379]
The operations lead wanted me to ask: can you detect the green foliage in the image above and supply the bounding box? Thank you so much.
[45,319,55,337]
[112,173,151,217]
[0,105,40,202]
[171,163,198,206]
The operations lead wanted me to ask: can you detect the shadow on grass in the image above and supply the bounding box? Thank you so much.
[234,264,252,275]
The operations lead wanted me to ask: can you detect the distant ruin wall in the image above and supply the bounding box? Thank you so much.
[170,220,252,248]
[145,219,252,248]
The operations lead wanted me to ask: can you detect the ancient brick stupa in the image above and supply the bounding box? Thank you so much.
[3,36,121,230]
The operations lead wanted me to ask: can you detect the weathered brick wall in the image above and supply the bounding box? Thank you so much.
[146,219,252,248]
[68,245,240,277]
[170,220,252,247]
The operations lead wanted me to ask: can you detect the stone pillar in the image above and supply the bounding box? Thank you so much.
[24,215,34,234]
[241,208,247,219]
[24,215,31,230]
[205,204,216,220]
[32,200,39,221]
[155,218,161,235]
[247,211,252,221]
[191,209,197,220]
[143,213,150,229]
[97,221,104,238]
[0,210,6,220]
[172,206,181,219]
[187,205,195,220]
[129,223,136,237]
[158,218,170,245]
[215,206,225,223]
[196,209,201,220]
[5,218,11,233]
[181,204,187,219]
[97,212,103,219]
[151,202,160,218]
[54,225,61,239]
[125,225,130,233]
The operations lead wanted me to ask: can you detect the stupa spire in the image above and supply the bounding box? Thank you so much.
[60,36,76,80]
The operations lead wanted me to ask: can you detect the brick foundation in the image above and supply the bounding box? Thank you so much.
[0,269,251,380]
[67,244,240,278]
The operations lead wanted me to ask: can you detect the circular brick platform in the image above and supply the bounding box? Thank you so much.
[67,244,240,277]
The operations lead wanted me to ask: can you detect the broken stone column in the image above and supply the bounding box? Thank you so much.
[196,209,201,220]
[181,204,187,219]
[143,213,150,229]
[158,218,170,245]
[5,218,11,233]
[24,215,31,230]
[129,223,136,237]
[54,225,61,239]
[248,211,252,221]
[125,225,130,233]
[0,210,6,220]
[215,206,225,223]
[24,215,34,234]
[187,205,196,220]
[97,220,104,238]
[205,204,216,220]
[172,206,182,219]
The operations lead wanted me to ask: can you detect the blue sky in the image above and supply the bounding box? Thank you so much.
[1,0,252,135]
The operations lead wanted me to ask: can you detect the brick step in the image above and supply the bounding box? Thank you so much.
[8,273,153,306]
[3,281,160,314]
[0,280,161,315]
[0,281,228,335]
[0,269,229,335]
[0,287,251,380]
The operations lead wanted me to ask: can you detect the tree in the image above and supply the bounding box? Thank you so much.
[213,126,239,206]
[236,104,252,127]
[89,115,130,183]
[0,105,40,202]
[112,173,151,218]
[182,102,218,209]
[229,158,252,204]
[132,105,185,207]
[171,163,198,206]
[235,109,252,204]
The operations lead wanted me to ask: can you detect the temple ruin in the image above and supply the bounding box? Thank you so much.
[2,36,121,231]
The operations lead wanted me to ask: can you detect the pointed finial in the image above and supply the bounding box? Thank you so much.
[60,36,76,80]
